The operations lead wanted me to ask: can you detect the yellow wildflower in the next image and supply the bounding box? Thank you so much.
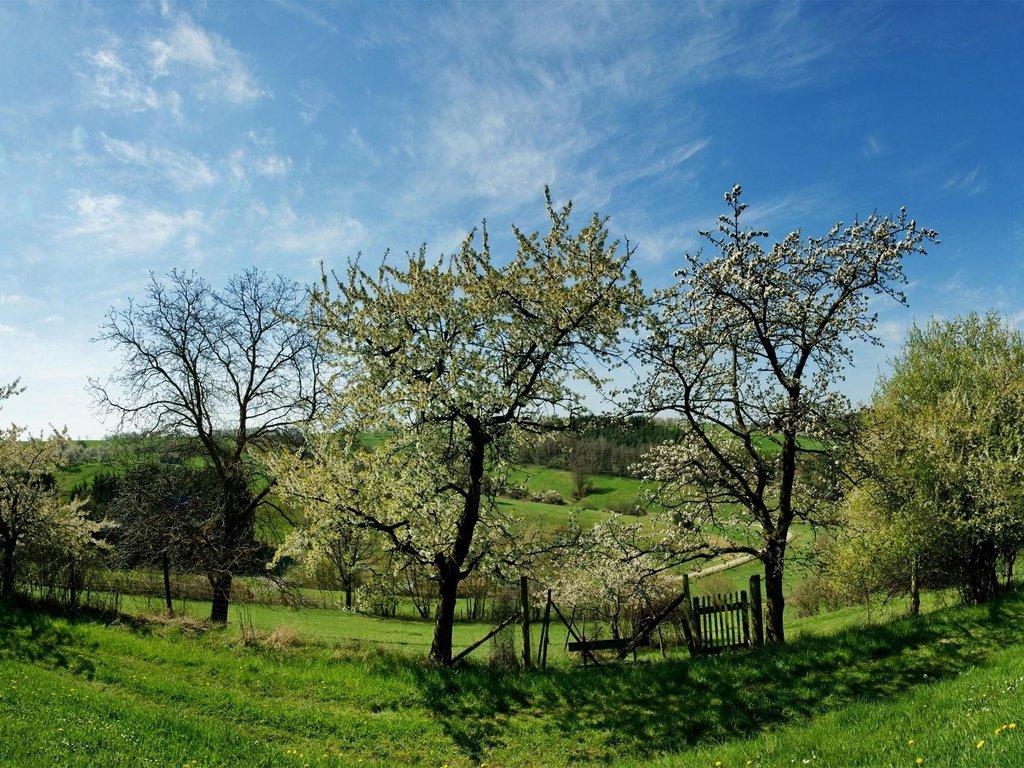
[916,759,924,766]
[977,740,985,749]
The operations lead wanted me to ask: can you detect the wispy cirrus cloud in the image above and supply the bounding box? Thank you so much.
[80,44,162,113]
[62,191,205,259]
[273,0,338,34]
[149,15,266,104]
[942,166,986,197]
[78,11,266,117]
[372,1,838,227]
[100,135,219,190]
[228,131,292,182]
[295,79,335,124]
[250,202,366,262]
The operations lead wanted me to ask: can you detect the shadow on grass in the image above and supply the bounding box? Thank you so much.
[411,591,1024,764]
[0,598,98,677]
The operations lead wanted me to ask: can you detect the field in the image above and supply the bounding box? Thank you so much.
[33,448,1023,766]
[2,592,1024,767]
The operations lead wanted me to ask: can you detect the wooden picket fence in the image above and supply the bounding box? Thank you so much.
[691,590,750,653]
[681,574,764,656]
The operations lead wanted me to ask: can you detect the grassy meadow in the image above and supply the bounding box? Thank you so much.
[3,591,1024,767]
[32,444,1023,766]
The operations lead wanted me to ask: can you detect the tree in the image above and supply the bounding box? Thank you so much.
[90,268,323,623]
[278,190,644,664]
[834,313,1024,605]
[0,379,23,406]
[635,186,937,643]
[0,426,97,600]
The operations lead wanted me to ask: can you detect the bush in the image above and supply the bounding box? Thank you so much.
[791,575,834,618]
[498,483,530,500]
[531,489,565,505]
[606,500,647,517]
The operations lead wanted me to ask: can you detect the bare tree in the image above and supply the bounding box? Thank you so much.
[90,268,323,623]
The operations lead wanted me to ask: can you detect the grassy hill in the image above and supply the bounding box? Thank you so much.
[3,591,1024,767]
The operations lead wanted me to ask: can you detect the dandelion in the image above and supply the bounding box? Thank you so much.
[716,762,722,767]
[1010,723,1018,730]
[916,759,924,766]
[907,739,914,746]
[977,740,985,749]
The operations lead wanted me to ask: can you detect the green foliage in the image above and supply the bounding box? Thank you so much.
[285,189,645,663]
[636,186,937,643]
[833,312,1024,605]
[0,427,108,601]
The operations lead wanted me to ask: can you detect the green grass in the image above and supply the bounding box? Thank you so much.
[3,592,1024,767]
[113,593,579,658]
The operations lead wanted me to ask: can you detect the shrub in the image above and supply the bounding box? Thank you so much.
[606,500,647,517]
[791,575,834,618]
[531,489,565,505]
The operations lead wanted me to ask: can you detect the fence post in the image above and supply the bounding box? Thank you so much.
[680,573,697,654]
[749,574,763,647]
[520,575,532,669]
[538,589,552,669]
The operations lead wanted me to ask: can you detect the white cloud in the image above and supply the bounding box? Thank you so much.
[63,191,205,258]
[150,15,266,103]
[941,166,987,197]
[80,44,161,113]
[254,203,367,261]
[295,79,334,124]
[228,148,292,181]
[78,12,266,116]
[273,0,338,33]
[100,135,219,189]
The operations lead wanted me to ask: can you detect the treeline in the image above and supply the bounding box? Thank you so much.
[517,416,686,477]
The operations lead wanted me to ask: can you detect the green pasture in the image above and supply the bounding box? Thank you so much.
[3,590,1024,767]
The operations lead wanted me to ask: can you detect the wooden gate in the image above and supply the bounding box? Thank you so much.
[678,573,764,656]
[692,591,750,653]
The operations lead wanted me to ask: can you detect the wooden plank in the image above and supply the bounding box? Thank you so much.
[451,611,520,664]
[750,574,764,647]
[741,590,750,646]
[520,576,532,670]
[549,600,601,667]
[568,637,643,652]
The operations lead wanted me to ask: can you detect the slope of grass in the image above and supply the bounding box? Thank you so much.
[3,592,1024,767]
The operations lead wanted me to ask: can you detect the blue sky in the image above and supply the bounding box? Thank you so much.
[1,1,1022,438]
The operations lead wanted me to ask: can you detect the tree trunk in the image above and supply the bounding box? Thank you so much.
[764,536,787,644]
[910,553,920,615]
[964,536,999,605]
[1,541,15,599]
[428,431,487,666]
[162,552,173,613]
[344,577,353,610]
[430,564,460,665]
[210,572,233,623]
[67,558,79,613]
